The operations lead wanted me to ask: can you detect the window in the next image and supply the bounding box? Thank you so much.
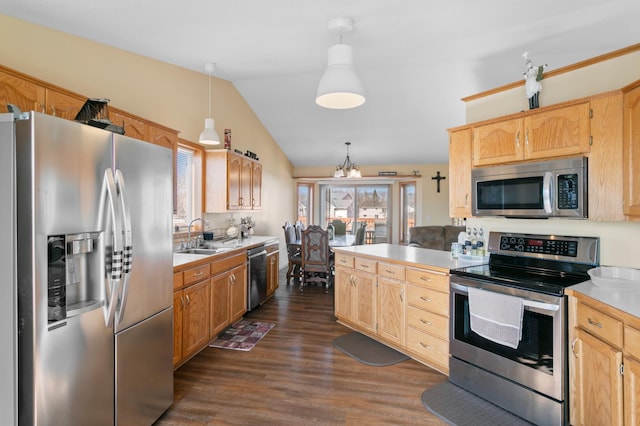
[320,184,391,242]
[399,182,416,244]
[297,183,314,227]
[174,143,203,231]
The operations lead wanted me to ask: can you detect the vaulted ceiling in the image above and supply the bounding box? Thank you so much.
[2,0,638,167]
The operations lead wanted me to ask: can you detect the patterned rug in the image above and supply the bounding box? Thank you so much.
[209,320,275,351]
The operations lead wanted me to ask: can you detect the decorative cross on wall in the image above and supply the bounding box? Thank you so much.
[431,171,446,193]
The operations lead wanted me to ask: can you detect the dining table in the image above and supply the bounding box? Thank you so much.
[292,234,356,248]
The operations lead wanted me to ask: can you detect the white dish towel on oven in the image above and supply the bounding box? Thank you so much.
[468,287,524,349]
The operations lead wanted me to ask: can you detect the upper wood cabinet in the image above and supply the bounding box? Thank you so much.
[473,102,592,167]
[448,127,472,218]
[109,108,149,141]
[623,82,640,217]
[205,150,262,212]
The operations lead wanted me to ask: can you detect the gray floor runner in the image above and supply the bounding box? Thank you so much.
[332,332,410,366]
[421,382,533,426]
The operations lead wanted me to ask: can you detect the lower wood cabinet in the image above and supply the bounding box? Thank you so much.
[568,293,640,425]
[173,251,247,368]
[266,247,279,297]
[334,252,452,374]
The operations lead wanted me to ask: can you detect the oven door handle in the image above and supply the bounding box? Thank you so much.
[451,281,559,312]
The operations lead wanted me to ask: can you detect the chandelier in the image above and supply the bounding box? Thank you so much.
[334,142,361,178]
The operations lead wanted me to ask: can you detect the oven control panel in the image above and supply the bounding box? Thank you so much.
[499,236,578,257]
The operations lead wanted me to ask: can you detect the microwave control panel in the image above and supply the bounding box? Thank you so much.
[557,173,579,209]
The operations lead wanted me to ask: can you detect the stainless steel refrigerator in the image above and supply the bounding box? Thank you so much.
[3,111,174,425]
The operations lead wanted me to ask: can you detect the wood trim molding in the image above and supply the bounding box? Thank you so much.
[462,43,640,103]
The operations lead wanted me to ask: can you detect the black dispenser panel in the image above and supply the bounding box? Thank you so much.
[47,235,67,322]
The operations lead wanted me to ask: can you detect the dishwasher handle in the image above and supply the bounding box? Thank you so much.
[248,249,267,259]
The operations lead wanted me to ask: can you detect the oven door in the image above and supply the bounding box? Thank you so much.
[449,276,566,401]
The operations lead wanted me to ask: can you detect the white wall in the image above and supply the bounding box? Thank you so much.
[464,49,640,268]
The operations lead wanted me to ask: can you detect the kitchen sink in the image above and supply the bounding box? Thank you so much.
[175,247,233,255]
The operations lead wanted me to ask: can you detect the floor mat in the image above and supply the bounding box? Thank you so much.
[209,320,275,351]
[332,332,410,366]
[421,382,533,425]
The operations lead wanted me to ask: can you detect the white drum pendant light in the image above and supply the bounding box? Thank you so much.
[199,62,221,145]
[316,18,365,109]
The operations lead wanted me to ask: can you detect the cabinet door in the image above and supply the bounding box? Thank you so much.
[266,251,279,296]
[448,127,472,217]
[182,279,211,358]
[334,267,354,320]
[251,161,262,209]
[45,88,85,120]
[354,270,377,333]
[624,355,640,426]
[227,154,242,209]
[573,328,623,426]
[472,118,523,166]
[240,158,253,209]
[376,276,404,345]
[0,69,45,113]
[524,102,591,160]
[110,109,149,142]
[623,84,640,216]
[210,272,230,337]
[229,264,247,321]
[149,125,178,150]
[173,290,184,366]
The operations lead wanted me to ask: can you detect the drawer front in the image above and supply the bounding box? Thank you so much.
[354,257,377,274]
[406,284,449,317]
[334,253,354,269]
[378,262,406,281]
[173,271,184,290]
[406,327,449,369]
[576,302,623,348]
[210,252,246,276]
[406,306,449,341]
[406,267,449,292]
[625,326,640,360]
[183,263,211,285]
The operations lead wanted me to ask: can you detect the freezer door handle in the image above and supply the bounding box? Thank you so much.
[115,169,133,326]
[100,168,123,327]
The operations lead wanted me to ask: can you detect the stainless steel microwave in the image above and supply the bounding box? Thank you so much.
[472,157,588,218]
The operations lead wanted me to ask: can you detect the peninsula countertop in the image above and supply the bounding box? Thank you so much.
[568,279,640,320]
[332,243,487,273]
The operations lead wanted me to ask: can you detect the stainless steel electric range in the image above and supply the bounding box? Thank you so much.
[449,231,599,426]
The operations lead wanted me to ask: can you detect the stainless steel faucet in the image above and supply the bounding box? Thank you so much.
[187,218,204,248]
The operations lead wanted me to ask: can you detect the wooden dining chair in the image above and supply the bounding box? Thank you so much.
[331,219,347,235]
[354,222,366,245]
[283,222,302,284]
[300,225,333,292]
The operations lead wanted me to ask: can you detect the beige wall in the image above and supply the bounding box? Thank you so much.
[0,14,296,263]
[463,48,640,268]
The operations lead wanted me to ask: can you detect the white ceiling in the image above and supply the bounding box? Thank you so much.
[2,0,638,168]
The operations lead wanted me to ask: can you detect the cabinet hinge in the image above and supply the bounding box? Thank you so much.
[620,363,624,376]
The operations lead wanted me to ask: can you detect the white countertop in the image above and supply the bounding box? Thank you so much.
[173,235,279,268]
[569,280,640,319]
[332,243,487,272]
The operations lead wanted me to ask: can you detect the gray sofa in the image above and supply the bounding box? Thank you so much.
[407,225,466,251]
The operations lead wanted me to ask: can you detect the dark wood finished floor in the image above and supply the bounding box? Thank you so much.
[156,269,448,425]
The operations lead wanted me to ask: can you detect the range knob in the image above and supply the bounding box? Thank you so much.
[516,245,524,251]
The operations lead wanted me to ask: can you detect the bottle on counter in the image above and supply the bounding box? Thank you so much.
[476,228,486,257]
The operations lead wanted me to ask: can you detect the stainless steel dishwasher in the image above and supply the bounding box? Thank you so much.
[247,245,268,311]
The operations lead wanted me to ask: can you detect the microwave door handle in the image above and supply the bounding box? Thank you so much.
[543,171,554,214]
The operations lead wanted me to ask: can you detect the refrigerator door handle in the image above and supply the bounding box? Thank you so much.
[114,169,133,325]
[100,168,123,327]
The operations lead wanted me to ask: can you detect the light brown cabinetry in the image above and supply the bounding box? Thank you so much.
[209,252,247,338]
[473,102,591,166]
[334,251,452,374]
[448,127,472,218]
[623,82,640,217]
[568,293,640,425]
[266,245,279,297]
[205,150,262,212]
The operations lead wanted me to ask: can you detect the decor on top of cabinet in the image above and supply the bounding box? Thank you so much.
[522,52,547,110]
[74,98,124,134]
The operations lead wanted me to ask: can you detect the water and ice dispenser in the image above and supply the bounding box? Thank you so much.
[47,232,103,322]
